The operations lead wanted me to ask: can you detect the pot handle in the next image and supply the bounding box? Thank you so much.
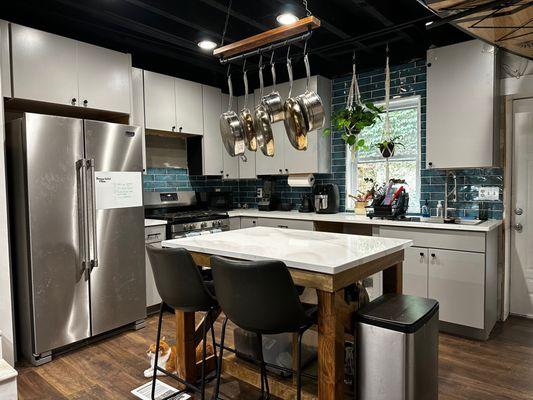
[287,59,294,98]
[227,74,233,112]
[243,69,249,108]
[270,50,277,90]
[303,53,311,91]
[258,54,264,99]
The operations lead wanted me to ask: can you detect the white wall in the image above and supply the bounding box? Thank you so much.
[0,29,14,365]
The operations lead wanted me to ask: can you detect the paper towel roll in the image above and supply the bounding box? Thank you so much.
[287,174,315,187]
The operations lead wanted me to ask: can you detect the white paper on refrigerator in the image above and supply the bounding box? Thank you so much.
[94,171,143,210]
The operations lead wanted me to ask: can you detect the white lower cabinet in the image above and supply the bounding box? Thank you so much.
[428,249,485,329]
[239,217,314,231]
[145,225,165,309]
[403,247,429,298]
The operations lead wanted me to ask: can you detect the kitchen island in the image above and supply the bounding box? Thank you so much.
[162,227,412,400]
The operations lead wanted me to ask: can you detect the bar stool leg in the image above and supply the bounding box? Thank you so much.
[214,316,229,400]
[151,302,165,400]
[296,330,304,400]
[200,309,210,400]
[256,333,270,400]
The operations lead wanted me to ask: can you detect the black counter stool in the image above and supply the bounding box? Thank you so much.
[146,246,219,400]
[211,257,317,400]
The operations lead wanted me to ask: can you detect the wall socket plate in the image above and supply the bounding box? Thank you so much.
[478,186,499,201]
[256,188,263,198]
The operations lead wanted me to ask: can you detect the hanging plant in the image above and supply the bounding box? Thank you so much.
[323,56,383,153]
[375,135,404,158]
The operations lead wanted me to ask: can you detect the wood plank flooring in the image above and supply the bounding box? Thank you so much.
[16,313,533,399]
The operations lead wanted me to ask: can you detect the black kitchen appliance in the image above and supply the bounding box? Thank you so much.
[299,194,314,213]
[367,189,409,220]
[258,178,279,211]
[313,183,340,214]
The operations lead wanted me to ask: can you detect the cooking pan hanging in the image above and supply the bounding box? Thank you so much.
[283,55,308,151]
[296,53,325,132]
[239,63,257,152]
[261,51,284,123]
[219,72,245,157]
[254,55,275,157]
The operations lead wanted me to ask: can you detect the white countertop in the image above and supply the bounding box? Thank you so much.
[227,210,502,232]
[145,219,168,227]
[162,226,412,275]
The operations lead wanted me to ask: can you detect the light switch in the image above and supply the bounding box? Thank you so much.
[478,186,499,201]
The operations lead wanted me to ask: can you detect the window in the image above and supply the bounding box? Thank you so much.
[346,96,421,213]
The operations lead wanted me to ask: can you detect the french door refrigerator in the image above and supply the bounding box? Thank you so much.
[6,113,146,365]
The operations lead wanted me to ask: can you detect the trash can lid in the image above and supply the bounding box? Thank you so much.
[357,294,439,334]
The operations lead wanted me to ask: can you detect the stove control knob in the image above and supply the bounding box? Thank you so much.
[201,222,208,228]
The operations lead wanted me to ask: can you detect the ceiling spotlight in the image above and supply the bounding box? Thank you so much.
[198,40,217,50]
[276,13,299,25]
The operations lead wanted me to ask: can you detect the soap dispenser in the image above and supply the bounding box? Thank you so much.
[421,199,430,221]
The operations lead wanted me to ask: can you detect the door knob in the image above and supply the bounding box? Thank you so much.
[515,208,523,215]
[514,223,523,232]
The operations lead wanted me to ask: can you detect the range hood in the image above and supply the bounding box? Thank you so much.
[424,0,533,60]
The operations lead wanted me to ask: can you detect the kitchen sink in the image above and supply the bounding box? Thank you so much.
[455,219,484,226]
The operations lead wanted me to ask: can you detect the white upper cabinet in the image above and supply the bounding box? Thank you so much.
[144,71,176,132]
[0,20,11,98]
[202,85,223,175]
[426,40,496,169]
[175,78,203,135]
[221,93,239,179]
[11,24,78,106]
[77,42,131,114]
[255,75,331,176]
[11,24,131,113]
[237,94,256,179]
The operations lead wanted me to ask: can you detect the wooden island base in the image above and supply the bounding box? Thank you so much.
[175,250,404,400]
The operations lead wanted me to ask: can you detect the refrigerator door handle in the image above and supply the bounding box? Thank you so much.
[76,159,90,272]
[88,159,99,269]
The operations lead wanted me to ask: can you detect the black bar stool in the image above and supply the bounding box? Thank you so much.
[211,256,317,400]
[146,246,219,400]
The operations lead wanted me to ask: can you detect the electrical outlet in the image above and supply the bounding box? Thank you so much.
[478,186,499,201]
[256,188,263,198]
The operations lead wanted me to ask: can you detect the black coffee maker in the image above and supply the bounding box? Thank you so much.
[299,194,314,213]
[313,183,340,214]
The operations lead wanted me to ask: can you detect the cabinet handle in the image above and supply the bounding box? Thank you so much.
[419,252,425,257]
[226,174,229,177]
[431,253,436,258]
[428,162,433,168]
[279,169,282,173]
[179,127,183,132]
[220,170,224,174]
[172,126,176,132]
[71,98,77,105]
[252,220,256,224]
[278,225,289,229]
[285,168,288,173]
[83,99,88,107]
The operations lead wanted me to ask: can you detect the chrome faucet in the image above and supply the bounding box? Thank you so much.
[445,171,457,217]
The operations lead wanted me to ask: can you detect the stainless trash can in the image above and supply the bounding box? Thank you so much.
[356,294,439,400]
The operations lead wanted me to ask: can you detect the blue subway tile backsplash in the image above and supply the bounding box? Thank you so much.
[143,58,504,219]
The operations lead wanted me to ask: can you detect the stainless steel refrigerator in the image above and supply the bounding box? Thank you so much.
[6,113,146,365]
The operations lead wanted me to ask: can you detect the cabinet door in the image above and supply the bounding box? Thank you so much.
[175,78,203,135]
[238,94,257,179]
[202,85,223,175]
[144,70,176,132]
[283,77,319,174]
[11,24,78,106]
[257,217,314,231]
[130,68,146,172]
[426,40,495,169]
[428,249,485,329]
[221,93,240,179]
[255,85,286,175]
[403,247,429,298]
[77,42,131,113]
[241,217,258,228]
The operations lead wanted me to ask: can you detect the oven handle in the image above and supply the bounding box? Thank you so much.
[88,159,99,269]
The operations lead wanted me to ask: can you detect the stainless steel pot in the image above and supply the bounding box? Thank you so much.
[296,54,325,132]
[220,75,245,157]
[261,62,284,123]
[239,69,257,151]
[255,63,275,157]
[283,58,308,150]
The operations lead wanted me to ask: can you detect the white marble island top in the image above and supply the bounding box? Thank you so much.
[161,226,412,275]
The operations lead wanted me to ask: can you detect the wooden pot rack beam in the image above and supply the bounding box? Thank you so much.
[213,16,321,60]
[426,0,533,59]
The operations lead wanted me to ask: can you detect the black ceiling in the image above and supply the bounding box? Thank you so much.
[0,0,470,93]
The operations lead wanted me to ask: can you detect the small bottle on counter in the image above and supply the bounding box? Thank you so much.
[421,199,430,221]
[436,200,443,218]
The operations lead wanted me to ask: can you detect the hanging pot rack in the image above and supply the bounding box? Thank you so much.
[214,16,321,64]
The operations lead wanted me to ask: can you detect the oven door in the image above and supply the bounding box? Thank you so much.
[172,226,229,239]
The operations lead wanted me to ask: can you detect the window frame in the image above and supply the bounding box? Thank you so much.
[345,95,422,212]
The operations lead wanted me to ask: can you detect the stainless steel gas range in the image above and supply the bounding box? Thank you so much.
[144,191,230,238]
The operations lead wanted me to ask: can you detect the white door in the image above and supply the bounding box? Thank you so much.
[175,78,203,135]
[511,98,533,317]
[255,85,285,175]
[77,42,131,113]
[403,247,429,298]
[238,94,257,179]
[202,85,223,175]
[428,248,485,329]
[11,24,78,106]
[283,77,319,174]
[144,71,176,132]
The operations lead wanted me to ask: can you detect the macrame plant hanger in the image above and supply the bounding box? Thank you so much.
[347,51,362,161]
[383,44,392,182]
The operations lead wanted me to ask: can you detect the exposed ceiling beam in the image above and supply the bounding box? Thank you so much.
[123,0,236,43]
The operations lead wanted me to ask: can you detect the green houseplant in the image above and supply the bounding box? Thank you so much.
[323,102,383,152]
[375,135,404,158]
